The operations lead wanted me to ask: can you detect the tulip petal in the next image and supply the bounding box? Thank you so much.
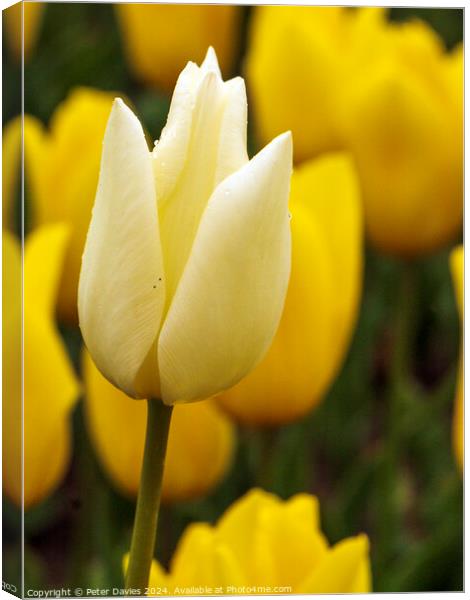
[83,349,147,497]
[246,7,345,162]
[292,154,363,370]
[213,76,248,186]
[217,153,362,425]
[342,58,462,256]
[298,534,371,593]
[156,69,226,300]
[83,348,234,502]
[78,99,165,398]
[153,52,248,302]
[217,489,279,559]
[24,223,70,318]
[158,132,292,404]
[147,558,172,589]
[116,5,239,92]
[171,524,247,589]
[23,114,48,221]
[22,225,80,508]
[163,401,235,502]
[2,231,22,506]
[216,490,328,588]
[201,46,222,76]
[25,90,117,323]
[12,114,51,229]
[274,495,328,581]
[2,117,22,231]
[24,224,80,417]
[152,61,205,200]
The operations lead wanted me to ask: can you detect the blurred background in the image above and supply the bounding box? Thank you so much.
[2,3,463,595]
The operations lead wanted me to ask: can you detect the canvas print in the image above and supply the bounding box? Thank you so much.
[2,2,464,597]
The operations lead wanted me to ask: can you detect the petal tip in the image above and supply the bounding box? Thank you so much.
[111,97,127,114]
[260,131,293,174]
[275,130,293,153]
[110,97,137,125]
[106,97,148,151]
[355,533,370,554]
[201,46,221,75]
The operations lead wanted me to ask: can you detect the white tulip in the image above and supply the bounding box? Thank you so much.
[78,48,292,405]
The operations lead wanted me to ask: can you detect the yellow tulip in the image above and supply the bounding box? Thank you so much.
[2,117,22,231]
[130,489,371,593]
[450,245,463,470]
[3,225,80,509]
[246,7,463,257]
[116,4,240,93]
[3,1,44,61]
[83,350,234,503]
[217,154,362,426]
[341,21,463,257]
[2,231,21,507]
[246,6,346,163]
[24,88,116,323]
[78,49,293,405]
[245,6,386,163]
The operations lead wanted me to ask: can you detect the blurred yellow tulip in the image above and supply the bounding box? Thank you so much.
[342,22,463,257]
[2,231,21,508]
[247,7,462,257]
[2,117,22,231]
[116,4,240,92]
[217,154,362,426]
[245,7,386,163]
[3,1,44,61]
[246,6,346,163]
[83,351,235,503]
[24,88,115,323]
[450,245,463,470]
[131,489,371,593]
[3,225,80,509]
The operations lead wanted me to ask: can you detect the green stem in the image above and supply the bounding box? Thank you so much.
[257,427,278,490]
[125,399,173,593]
[389,262,417,445]
[391,262,416,389]
[377,261,417,566]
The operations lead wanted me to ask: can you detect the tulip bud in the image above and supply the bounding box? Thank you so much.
[3,226,80,509]
[246,6,347,163]
[116,4,240,92]
[78,49,293,405]
[133,489,371,592]
[83,350,235,503]
[245,7,387,164]
[341,22,463,257]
